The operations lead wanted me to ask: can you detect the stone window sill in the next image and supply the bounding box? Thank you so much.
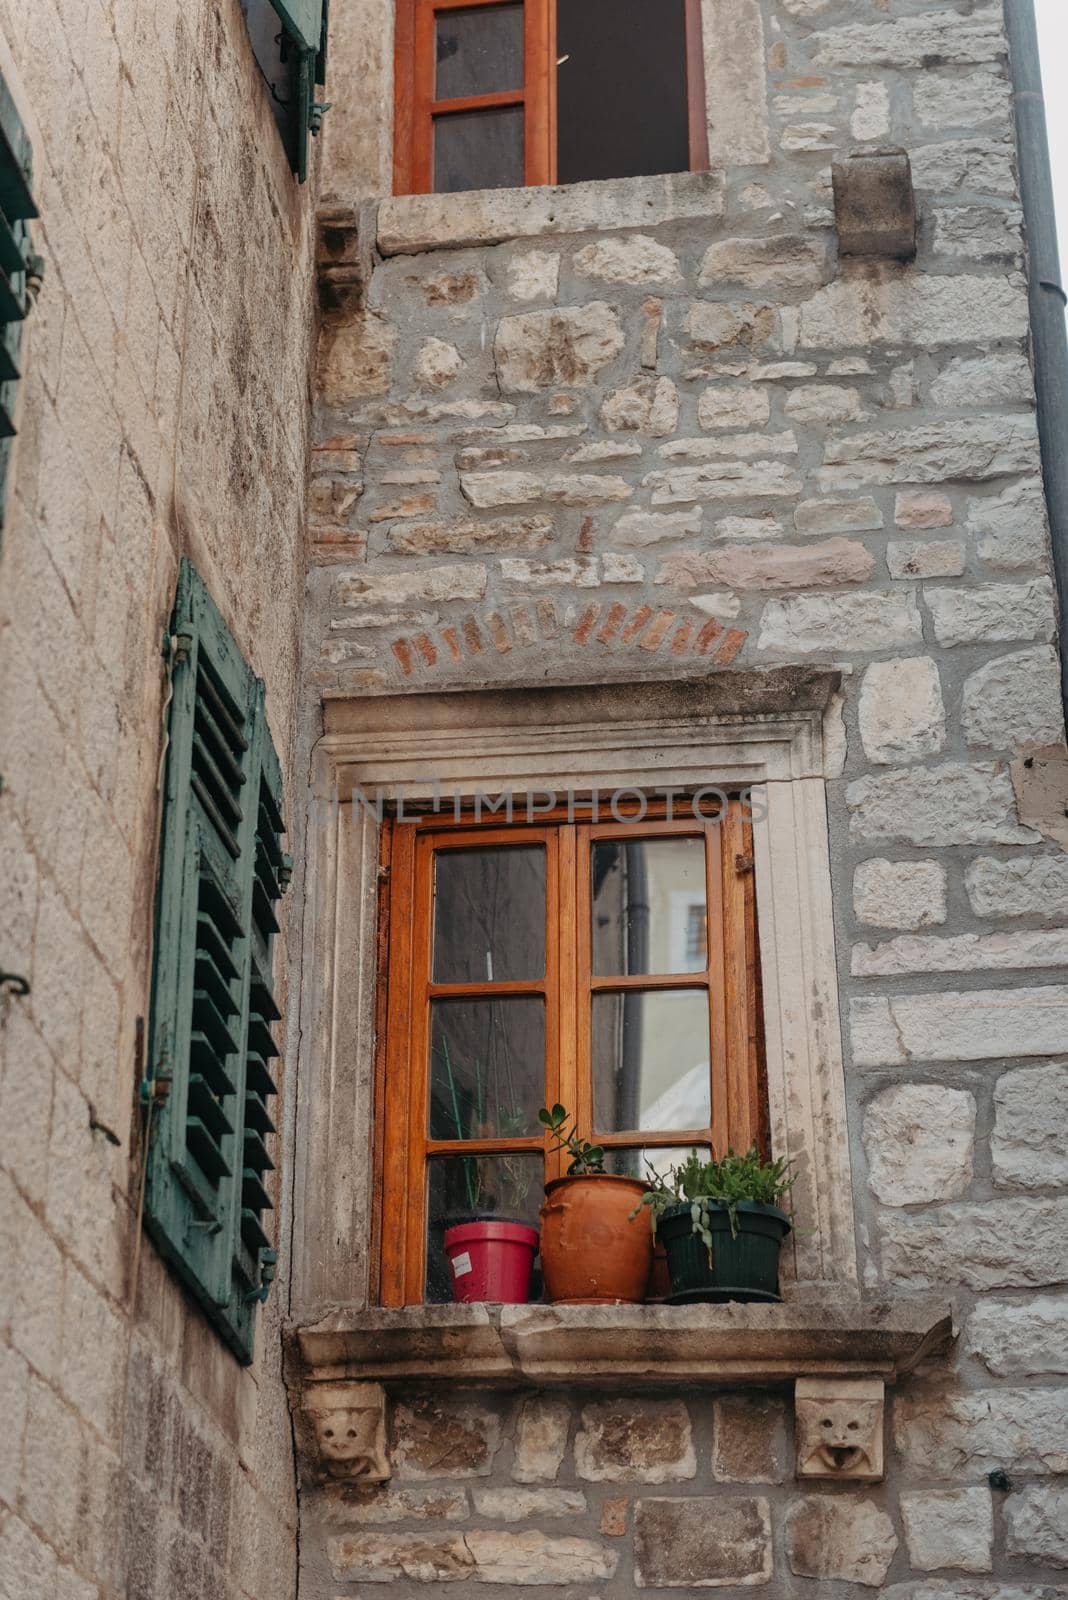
[376,170,726,257]
[294,1297,954,1390]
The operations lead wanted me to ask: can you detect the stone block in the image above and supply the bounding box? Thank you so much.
[334,565,487,607]
[1005,1483,1068,1567]
[912,138,1017,197]
[785,1495,897,1587]
[494,304,625,392]
[658,539,871,593]
[759,591,922,655]
[613,509,702,548]
[820,416,1037,491]
[393,1398,501,1480]
[575,1401,695,1483]
[386,515,555,556]
[851,985,1068,1067]
[461,472,633,510]
[895,1384,1068,1474]
[795,1378,885,1482]
[574,235,681,285]
[602,553,644,583]
[321,1486,469,1523]
[598,376,679,436]
[863,1084,975,1205]
[687,302,776,352]
[794,496,883,536]
[799,280,1027,355]
[378,172,725,254]
[471,1488,586,1522]
[327,1530,475,1581]
[853,860,947,930]
[966,1293,1068,1376]
[926,579,1057,647]
[506,251,560,301]
[413,337,462,389]
[647,460,802,506]
[833,152,916,260]
[851,926,1068,979]
[813,10,1004,68]
[512,1398,570,1483]
[712,1397,786,1485]
[600,1498,628,1536]
[501,558,600,589]
[859,657,945,765]
[634,1497,772,1587]
[895,491,954,529]
[846,763,1037,846]
[961,646,1065,749]
[966,853,1068,918]
[993,1063,1068,1190]
[934,204,1025,262]
[698,387,770,431]
[880,1199,1068,1292]
[930,353,1033,408]
[698,235,830,293]
[900,1488,993,1572]
[785,384,865,425]
[886,540,965,579]
[914,66,1012,131]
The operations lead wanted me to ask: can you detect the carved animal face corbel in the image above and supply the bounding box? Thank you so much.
[300,1381,390,1483]
[795,1377,885,1481]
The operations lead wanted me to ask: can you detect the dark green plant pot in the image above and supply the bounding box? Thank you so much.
[658,1200,791,1304]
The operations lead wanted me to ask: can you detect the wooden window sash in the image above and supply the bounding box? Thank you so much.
[393,0,705,195]
[375,799,764,1305]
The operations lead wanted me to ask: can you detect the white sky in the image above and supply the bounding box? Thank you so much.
[1035,0,1068,269]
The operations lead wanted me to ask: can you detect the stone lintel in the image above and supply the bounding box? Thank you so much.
[293,1299,954,1391]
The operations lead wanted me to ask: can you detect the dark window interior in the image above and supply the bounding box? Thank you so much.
[556,0,690,185]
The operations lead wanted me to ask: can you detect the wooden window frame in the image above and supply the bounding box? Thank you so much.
[392,0,708,196]
[374,798,766,1306]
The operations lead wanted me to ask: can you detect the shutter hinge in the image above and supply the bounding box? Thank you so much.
[244,1248,279,1304]
[140,1065,173,1108]
[310,101,333,135]
[26,253,45,309]
[279,852,294,892]
[735,853,755,875]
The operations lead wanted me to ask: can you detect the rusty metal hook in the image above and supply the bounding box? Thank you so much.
[0,972,30,997]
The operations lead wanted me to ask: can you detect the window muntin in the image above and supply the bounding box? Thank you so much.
[393,0,708,195]
[376,801,766,1305]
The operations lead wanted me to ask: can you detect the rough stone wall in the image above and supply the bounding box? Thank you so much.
[0,0,315,1594]
[303,0,1068,1596]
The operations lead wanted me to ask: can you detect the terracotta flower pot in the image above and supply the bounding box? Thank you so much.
[539,1174,652,1304]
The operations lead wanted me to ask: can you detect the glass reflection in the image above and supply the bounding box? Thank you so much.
[433,845,546,984]
[592,989,711,1133]
[429,997,545,1141]
[591,837,707,976]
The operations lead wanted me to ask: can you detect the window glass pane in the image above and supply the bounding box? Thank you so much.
[436,2,524,99]
[592,837,707,977]
[556,0,689,184]
[434,105,524,193]
[606,1144,710,1182]
[429,996,545,1139]
[592,989,711,1133]
[425,1152,543,1302]
[433,845,545,983]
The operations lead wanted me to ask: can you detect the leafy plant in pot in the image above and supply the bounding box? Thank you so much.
[537,1104,653,1305]
[436,1040,539,1305]
[635,1147,794,1304]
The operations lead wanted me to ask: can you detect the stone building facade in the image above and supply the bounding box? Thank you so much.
[3,0,1068,1598]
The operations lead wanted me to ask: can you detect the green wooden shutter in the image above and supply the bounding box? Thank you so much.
[146,560,289,1364]
[281,0,328,183]
[269,0,322,55]
[0,69,41,531]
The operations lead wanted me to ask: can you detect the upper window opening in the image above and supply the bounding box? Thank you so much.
[375,799,767,1306]
[393,0,708,195]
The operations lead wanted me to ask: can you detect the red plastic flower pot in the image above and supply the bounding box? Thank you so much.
[444,1220,539,1304]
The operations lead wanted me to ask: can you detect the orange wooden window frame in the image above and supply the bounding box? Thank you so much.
[393,0,708,196]
[373,800,767,1306]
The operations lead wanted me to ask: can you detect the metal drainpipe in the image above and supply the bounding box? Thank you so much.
[1005,0,1068,712]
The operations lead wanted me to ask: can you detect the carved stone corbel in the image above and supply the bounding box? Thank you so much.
[299,1380,390,1483]
[795,1377,885,1482]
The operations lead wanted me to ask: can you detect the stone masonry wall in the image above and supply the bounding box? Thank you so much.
[0,0,315,1595]
[303,1,1068,1597]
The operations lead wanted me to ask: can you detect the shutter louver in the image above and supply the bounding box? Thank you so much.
[0,69,40,528]
[146,561,288,1363]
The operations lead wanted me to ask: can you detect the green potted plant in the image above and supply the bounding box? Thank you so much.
[537,1105,652,1304]
[635,1147,794,1304]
